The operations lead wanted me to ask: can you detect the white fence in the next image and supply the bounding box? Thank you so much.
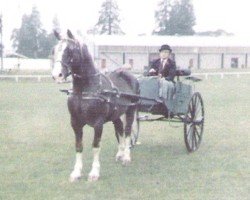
[193,71,250,79]
[0,75,51,82]
[2,58,50,70]
[0,72,249,82]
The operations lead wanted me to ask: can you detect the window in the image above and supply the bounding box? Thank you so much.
[231,57,238,68]
[189,58,194,69]
[129,59,134,68]
[101,59,106,69]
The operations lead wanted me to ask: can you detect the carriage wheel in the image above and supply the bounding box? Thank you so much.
[131,108,140,147]
[184,92,204,152]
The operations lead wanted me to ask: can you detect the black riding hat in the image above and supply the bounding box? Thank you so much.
[159,44,172,52]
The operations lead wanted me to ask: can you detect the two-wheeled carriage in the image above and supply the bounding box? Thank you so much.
[130,69,205,152]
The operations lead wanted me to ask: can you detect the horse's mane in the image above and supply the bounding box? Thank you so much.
[77,41,138,95]
[80,43,96,72]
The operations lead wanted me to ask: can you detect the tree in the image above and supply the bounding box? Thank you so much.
[153,0,172,35]
[169,0,196,35]
[11,6,54,58]
[11,6,41,58]
[153,0,196,35]
[94,0,124,35]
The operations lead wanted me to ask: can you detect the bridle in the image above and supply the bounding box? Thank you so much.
[55,39,130,105]
[53,60,72,78]
[53,39,103,92]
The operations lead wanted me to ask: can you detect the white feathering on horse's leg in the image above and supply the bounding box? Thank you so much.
[116,134,125,161]
[115,114,126,162]
[122,137,132,166]
[88,147,101,182]
[69,152,83,182]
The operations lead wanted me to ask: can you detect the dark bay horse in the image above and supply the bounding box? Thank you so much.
[51,30,139,182]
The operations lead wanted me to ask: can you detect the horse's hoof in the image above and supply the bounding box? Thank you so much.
[69,175,81,183]
[122,158,131,166]
[69,171,82,182]
[88,175,99,182]
[115,155,124,162]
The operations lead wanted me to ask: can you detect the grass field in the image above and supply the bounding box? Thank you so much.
[0,76,249,200]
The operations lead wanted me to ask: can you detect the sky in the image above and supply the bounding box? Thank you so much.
[1,0,250,50]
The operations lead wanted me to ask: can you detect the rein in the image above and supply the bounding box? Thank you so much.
[60,88,138,107]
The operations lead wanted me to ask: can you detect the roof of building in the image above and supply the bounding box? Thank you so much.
[87,35,250,47]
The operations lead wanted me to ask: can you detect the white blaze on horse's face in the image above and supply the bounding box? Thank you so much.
[51,41,68,83]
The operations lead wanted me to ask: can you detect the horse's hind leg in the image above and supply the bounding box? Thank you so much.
[88,120,103,182]
[113,118,125,162]
[123,106,136,165]
[69,120,84,182]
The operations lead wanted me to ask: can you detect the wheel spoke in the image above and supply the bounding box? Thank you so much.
[189,134,193,149]
[186,124,193,137]
[192,96,196,110]
[195,96,200,110]
[194,103,202,119]
[192,132,196,150]
[188,126,194,147]
[193,130,198,149]
[194,126,201,140]
[191,101,196,118]
[194,126,201,141]
[195,120,204,128]
[188,104,193,119]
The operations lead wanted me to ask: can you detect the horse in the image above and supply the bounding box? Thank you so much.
[51,30,139,182]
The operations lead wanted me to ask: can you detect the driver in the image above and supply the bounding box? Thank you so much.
[148,44,176,82]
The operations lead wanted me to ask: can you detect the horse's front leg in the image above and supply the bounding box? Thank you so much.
[88,121,103,182]
[69,120,84,182]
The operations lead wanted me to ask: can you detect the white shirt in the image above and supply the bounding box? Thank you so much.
[161,58,168,68]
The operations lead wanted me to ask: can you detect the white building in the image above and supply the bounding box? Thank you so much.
[90,35,250,72]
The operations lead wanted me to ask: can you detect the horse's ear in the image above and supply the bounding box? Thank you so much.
[54,30,62,40]
[67,29,75,40]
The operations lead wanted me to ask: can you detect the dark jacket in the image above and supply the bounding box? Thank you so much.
[149,58,176,81]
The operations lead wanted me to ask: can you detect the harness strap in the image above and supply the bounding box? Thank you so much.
[59,89,137,107]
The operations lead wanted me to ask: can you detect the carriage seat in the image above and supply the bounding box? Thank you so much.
[175,69,191,76]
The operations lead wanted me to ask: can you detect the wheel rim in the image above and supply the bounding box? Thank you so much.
[184,92,204,152]
[131,109,140,147]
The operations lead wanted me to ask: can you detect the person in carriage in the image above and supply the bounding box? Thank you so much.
[147,44,177,115]
[148,44,176,81]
